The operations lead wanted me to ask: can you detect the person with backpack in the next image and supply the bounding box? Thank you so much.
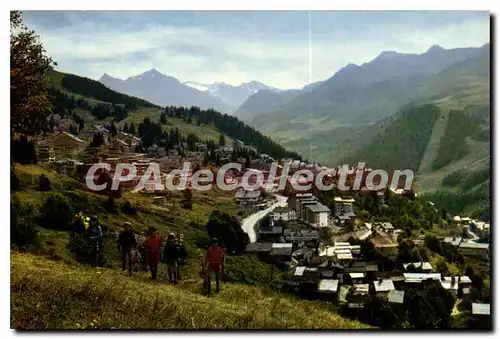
[203,238,225,296]
[88,216,103,267]
[143,226,162,280]
[162,233,179,284]
[117,221,137,274]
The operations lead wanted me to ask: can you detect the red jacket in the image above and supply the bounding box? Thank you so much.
[144,235,162,253]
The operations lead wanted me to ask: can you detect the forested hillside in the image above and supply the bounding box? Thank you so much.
[342,104,440,171]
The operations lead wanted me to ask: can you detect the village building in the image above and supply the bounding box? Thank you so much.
[79,125,110,143]
[403,273,441,284]
[333,196,356,218]
[387,289,405,305]
[234,187,263,205]
[402,262,434,273]
[373,278,396,298]
[317,279,339,301]
[443,236,463,247]
[472,303,490,317]
[271,206,296,222]
[375,222,395,235]
[117,131,140,150]
[458,241,490,260]
[304,202,331,228]
[51,132,86,158]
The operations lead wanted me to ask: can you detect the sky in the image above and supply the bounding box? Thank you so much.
[22,11,490,89]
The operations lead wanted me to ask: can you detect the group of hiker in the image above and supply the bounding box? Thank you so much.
[116,222,225,294]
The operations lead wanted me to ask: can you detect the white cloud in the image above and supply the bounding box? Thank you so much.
[31,14,489,89]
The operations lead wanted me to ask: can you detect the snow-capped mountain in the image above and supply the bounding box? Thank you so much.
[184,80,282,109]
[99,69,232,113]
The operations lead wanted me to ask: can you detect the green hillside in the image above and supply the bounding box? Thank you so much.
[10,164,368,329]
[342,104,440,171]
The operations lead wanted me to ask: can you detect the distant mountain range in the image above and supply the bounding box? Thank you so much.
[183,80,281,109]
[99,69,280,114]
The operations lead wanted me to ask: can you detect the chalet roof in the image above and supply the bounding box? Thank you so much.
[349,272,365,279]
[472,303,490,316]
[440,276,472,290]
[273,206,291,213]
[60,132,85,143]
[378,222,394,230]
[373,279,395,292]
[459,242,489,250]
[334,197,355,203]
[403,262,434,271]
[444,237,463,246]
[306,203,331,213]
[404,273,441,283]
[258,226,283,235]
[337,253,353,260]
[318,279,339,293]
[245,243,273,253]
[270,243,293,256]
[388,290,405,304]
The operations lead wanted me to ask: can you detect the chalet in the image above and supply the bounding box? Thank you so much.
[168,148,179,157]
[245,242,273,254]
[283,229,320,245]
[403,273,441,284]
[472,303,490,317]
[270,243,293,261]
[387,290,405,305]
[304,203,331,228]
[375,222,394,235]
[257,226,284,242]
[392,228,404,241]
[439,275,472,295]
[106,138,129,156]
[79,125,110,143]
[458,241,490,260]
[373,279,395,297]
[317,279,339,301]
[52,132,85,157]
[117,131,140,150]
[402,262,434,273]
[232,139,245,150]
[333,197,355,217]
[443,236,463,247]
[234,188,263,205]
[36,141,56,162]
[271,206,296,221]
[345,284,371,308]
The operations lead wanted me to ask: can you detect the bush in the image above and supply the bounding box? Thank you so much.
[205,211,249,254]
[104,196,117,213]
[38,174,52,191]
[11,195,39,250]
[11,168,20,191]
[39,193,73,230]
[121,201,137,215]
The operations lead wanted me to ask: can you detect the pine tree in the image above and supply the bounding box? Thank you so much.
[218,133,225,147]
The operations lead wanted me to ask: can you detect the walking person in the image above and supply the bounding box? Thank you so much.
[203,238,225,296]
[176,233,187,281]
[143,226,162,280]
[117,222,137,274]
[162,233,179,284]
[88,216,102,267]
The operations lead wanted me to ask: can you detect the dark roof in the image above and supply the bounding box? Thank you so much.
[270,243,293,256]
[306,203,331,213]
[258,226,284,235]
[245,243,273,253]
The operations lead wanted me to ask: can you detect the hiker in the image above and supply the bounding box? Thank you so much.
[137,230,148,272]
[162,233,179,284]
[143,226,162,280]
[117,221,137,274]
[203,238,225,295]
[88,216,102,267]
[176,233,188,281]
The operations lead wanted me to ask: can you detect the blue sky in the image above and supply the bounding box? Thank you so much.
[22,11,490,89]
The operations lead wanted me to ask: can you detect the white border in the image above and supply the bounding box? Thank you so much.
[2,1,497,338]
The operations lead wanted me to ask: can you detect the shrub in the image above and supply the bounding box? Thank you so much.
[11,195,39,250]
[39,193,73,230]
[11,168,20,191]
[121,201,137,215]
[38,174,52,191]
[205,211,249,254]
[104,196,117,213]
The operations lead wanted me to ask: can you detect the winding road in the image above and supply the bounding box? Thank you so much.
[241,194,288,243]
